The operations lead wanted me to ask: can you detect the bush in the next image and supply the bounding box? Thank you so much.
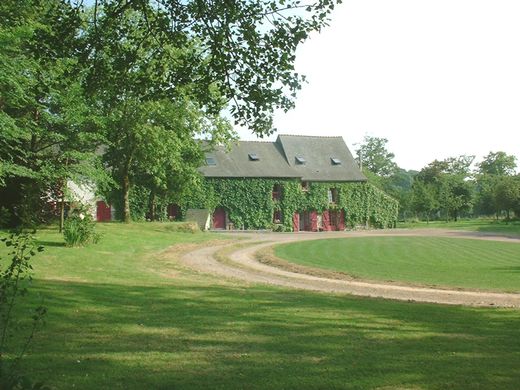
[163,221,200,234]
[63,206,100,247]
[0,232,47,388]
[272,223,286,232]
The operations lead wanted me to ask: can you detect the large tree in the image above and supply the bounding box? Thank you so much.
[474,151,517,217]
[414,156,475,221]
[478,151,517,176]
[83,0,339,135]
[0,1,104,227]
[81,0,340,222]
[355,135,398,178]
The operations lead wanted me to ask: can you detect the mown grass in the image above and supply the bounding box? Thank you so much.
[274,237,520,292]
[2,223,520,389]
[398,218,520,236]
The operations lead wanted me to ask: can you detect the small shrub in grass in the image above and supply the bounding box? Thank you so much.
[63,207,100,247]
[0,232,48,389]
[164,222,200,234]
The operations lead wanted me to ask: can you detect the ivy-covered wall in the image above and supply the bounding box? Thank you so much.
[182,178,398,231]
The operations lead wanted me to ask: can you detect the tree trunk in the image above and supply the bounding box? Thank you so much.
[149,190,156,221]
[59,185,65,233]
[122,174,131,223]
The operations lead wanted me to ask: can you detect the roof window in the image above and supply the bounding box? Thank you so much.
[248,153,259,161]
[206,157,216,166]
[295,156,306,165]
[331,157,342,165]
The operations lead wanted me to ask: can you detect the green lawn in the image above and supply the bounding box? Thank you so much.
[398,219,520,236]
[274,237,520,292]
[2,224,520,389]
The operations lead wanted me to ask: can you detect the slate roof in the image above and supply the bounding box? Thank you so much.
[199,135,366,182]
[277,135,366,182]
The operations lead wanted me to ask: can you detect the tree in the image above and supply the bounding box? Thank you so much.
[84,0,339,136]
[103,98,231,222]
[385,168,417,220]
[83,1,338,222]
[478,151,517,176]
[411,181,437,222]
[494,176,520,219]
[355,136,398,177]
[475,151,517,217]
[0,1,105,227]
[414,156,475,221]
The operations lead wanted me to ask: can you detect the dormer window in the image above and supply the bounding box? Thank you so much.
[295,156,306,165]
[248,153,259,161]
[205,157,216,166]
[331,157,341,165]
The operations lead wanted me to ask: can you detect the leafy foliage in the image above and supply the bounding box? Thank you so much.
[0,0,106,227]
[0,232,47,388]
[183,178,398,230]
[63,206,100,247]
[412,156,475,221]
[355,136,398,177]
[84,0,340,135]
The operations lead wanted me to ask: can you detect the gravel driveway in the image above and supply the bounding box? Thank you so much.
[180,229,520,308]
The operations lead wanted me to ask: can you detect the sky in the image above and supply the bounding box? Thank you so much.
[236,0,520,172]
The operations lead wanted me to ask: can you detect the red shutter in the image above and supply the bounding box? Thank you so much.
[322,210,331,231]
[292,212,300,232]
[310,211,318,232]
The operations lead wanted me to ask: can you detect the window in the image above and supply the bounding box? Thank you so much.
[273,210,282,224]
[248,153,259,161]
[331,157,342,165]
[295,156,306,165]
[272,184,282,201]
[205,157,216,166]
[328,188,338,204]
[301,181,310,192]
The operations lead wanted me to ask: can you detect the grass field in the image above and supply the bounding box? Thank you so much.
[2,223,520,389]
[274,237,520,292]
[398,219,520,236]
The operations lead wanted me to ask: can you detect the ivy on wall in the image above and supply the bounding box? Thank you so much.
[181,178,398,230]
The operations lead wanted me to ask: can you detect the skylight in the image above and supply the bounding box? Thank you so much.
[295,156,306,165]
[248,153,259,161]
[206,157,216,166]
[331,157,342,165]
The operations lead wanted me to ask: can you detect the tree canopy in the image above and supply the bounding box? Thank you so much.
[1,0,342,225]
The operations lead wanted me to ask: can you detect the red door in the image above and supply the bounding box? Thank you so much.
[167,204,181,220]
[213,207,226,229]
[96,201,111,222]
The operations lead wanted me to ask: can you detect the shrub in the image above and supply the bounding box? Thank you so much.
[0,232,47,388]
[63,206,100,247]
[164,222,200,234]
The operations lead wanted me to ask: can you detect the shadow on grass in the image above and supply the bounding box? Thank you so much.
[35,240,66,247]
[491,266,520,273]
[13,279,520,390]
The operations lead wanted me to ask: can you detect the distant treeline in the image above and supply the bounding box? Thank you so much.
[355,136,519,222]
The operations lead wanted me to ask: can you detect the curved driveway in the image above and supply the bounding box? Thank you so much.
[180,229,520,308]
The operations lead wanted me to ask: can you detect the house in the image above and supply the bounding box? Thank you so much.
[68,134,398,229]
[189,134,398,231]
[66,181,114,222]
